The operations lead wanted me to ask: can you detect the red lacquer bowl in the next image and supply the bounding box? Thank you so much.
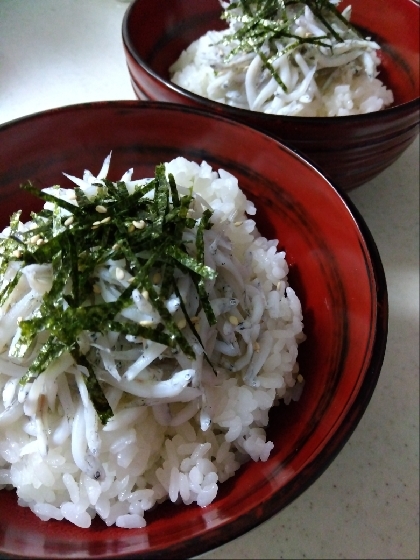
[0,102,387,559]
[122,0,420,191]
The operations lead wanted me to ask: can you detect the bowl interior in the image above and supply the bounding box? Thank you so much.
[0,102,387,559]
[124,0,419,107]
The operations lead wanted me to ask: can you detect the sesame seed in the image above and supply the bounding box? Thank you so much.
[100,216,111,224]
[276,281,282,291]
[139,320,154,327]
[91,225,99,230]
[29,223,38,230]
[229,315,239,326]
[93,284,101,294]
[234,221,243,226]
[95,205,107,213]
[17,316,23,324]
[36,238,44,246]
[92,221,101,226]
[128,224,136,233]
[128,277,135,283]
[297,374,304,383]
[29,235,40,244]
[152,272,161,284]
[64,216,74,227]
[141,290,149,300]
[112,243,120,251]
[132,220,146,230]
[12,249,22,259]
[177,318,187,329]
[115,267,125,281]
[253,341,260,352]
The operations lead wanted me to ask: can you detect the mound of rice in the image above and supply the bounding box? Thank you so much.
[170,0,394,117]
[0,156,305,529]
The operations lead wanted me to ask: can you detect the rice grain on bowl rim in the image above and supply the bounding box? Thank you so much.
[0,155,305,529]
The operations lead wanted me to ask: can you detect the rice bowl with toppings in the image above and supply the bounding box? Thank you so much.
[169,0,394,116]
[0,155,305,529]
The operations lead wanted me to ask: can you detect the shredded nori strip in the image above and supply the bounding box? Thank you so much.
[173,283,218,375]
[73,352,114,425]
[0,163,217,424]
[0,271,22,308]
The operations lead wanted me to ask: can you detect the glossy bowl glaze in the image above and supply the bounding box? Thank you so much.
[0,101,387,559]
[122,0,420,191]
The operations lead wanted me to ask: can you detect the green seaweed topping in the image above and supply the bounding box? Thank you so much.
[0,211,24,303]
[0,163,217,424]
[221,0,360,92]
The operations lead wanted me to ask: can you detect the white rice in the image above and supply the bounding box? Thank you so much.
[170,0,394,116]
[0,156,305,529]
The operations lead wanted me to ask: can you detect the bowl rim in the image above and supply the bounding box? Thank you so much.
[121,0,420,122]
[0,100,389,559]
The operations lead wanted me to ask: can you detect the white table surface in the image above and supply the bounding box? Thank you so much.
[0,1,418,559]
